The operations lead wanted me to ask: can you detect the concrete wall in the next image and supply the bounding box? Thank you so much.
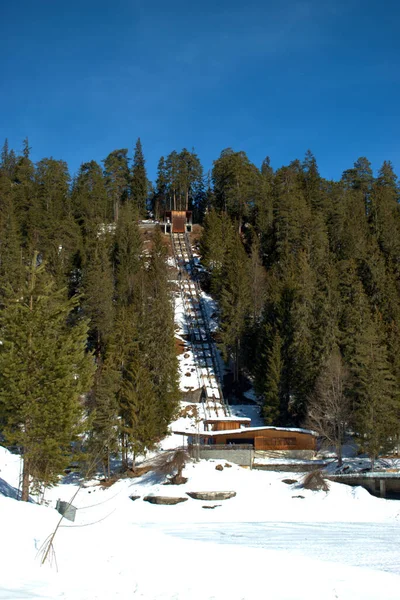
[194,445,254,467]
[255,450,316,460]
[329,474,400,499]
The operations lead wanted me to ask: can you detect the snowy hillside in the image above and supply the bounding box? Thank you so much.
[1,444,400,599]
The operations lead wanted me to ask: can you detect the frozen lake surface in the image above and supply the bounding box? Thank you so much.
[147,520,400,574]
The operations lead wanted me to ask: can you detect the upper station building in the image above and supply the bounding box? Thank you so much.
[163,210,193,234]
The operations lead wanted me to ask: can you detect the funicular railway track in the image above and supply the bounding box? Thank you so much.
[172,233,229,420]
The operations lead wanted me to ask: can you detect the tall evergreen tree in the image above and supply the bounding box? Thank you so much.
[257,330,283,425]
[142,228,179,432]
[86,359,120,479]
[219,231,251,382]
[272,160,311,267]
[114,203,143,305]
[119,355,159,464]
[0,174,24,298]
[83,236,115,357]
[152,156,168,219]
[212,148,260,229]
[254,156,274,260]
[130,138,148,216]
[72,161,109,240]
[0,139,17,179]
[199,209,234,297]
[302,150,324,212]
[0,199,23,299]
[0,254,94,500]
[103,149,130,222]
[13,142,35,241]
[370,161,400,276]
[176,148,203,211]
[351,314,400,466]
[165,150,179,210]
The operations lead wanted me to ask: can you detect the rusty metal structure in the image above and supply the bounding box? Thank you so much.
[163,211,192,234]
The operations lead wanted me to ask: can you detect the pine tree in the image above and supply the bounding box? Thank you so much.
[176,148,203,211]
[103,149,130,222]
[370,161,400,276]
[338,158,372,262]
[83,236,115,357]
[272,161,311,267]
[196,172,214,223]
[114,203,143,305]
[351,315,400,466]
[219,231,251,383]
[337,259,371,361]
[255,156,274,260]
[259,331,283,425]
[0,200,23,299]
[142,228,180,432]
[248,236,267,322]
[212,148,261,229]
[0,254,95,500]
[0,139,17,178]
[343,156,374,216]
[0,138,10,173]
[287,251,316,420]
[86,359,120,479]
[165,150,179,210]
[241,236,267,372]
[152,156,168,219]
[119,356,159,464]
[0,175,24,299]
[30,158,81,288]
[130,138,148,216]
[13,142,35,241]
[302,150,324,212]
[72,161,109,240]
[35,158,71,224]
[199,209,234,297]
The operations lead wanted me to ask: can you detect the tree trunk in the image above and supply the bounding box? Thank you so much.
[114,197,119,223]
[234,339,240,383]
[337,424,343,467]
[121,434,128,470]
[337,442,343,467]
[21,455,30,502]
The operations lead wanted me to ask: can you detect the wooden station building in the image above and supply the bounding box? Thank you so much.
[204,416,251,432]
[163,210,193,234]
[204,425,318,452]
[175,422,318,453]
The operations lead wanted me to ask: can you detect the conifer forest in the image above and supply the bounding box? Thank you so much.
[1,138,400,497]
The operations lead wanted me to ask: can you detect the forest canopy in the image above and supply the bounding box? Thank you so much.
[1,137,399,494]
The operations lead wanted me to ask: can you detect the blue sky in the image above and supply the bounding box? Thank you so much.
[1,0,399,181]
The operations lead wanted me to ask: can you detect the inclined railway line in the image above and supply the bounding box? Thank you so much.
[172,233,229,420]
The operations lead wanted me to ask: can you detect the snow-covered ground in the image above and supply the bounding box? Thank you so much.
[1,443,400,600]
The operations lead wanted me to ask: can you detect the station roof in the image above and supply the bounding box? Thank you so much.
[173,425,319,437]
[204,416,251,423]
